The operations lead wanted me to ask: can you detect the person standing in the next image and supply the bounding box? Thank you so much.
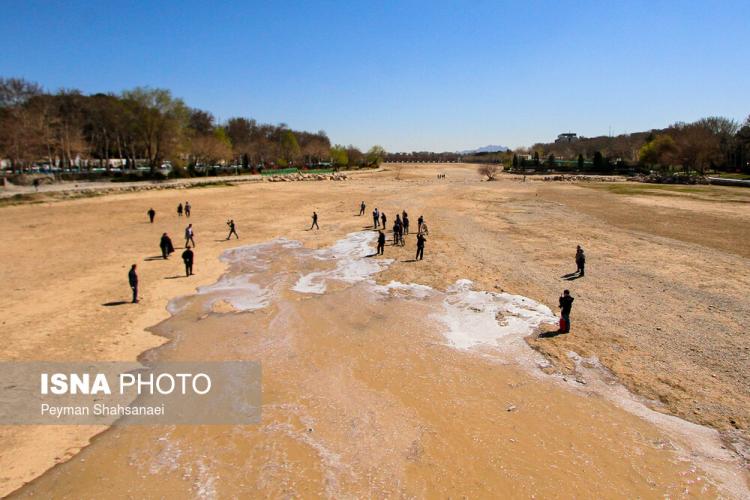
[177,203,183,217]
[182,246,194,277]
[185,223,196,247]
[128,264,139,303]
[160,232,175,259]
[185,201,191,218]
[417,215,424,234]
[558,290,574,333]
[416,233,426,260]
[381,212,387,229]
[359,201,366,216]
[377,230,386,255]
[226,219,239,239]
[310,211,320,230]
[575,245,586,277]
[147,208,156,223]
[403,213,410,235]
[373,208,379,228]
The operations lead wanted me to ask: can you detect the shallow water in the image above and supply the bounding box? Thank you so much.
[13,232,747,498]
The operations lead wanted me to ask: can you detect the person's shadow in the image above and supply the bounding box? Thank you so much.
[164,275,186,280]
[561,272,582,281]
[102,301,128,306]
[144,256,165,261]
[538,329,567,338]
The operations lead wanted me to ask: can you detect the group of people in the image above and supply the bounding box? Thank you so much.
[437,173,446,179]
[556,245,587,333]
[136,198,581,337]
[177,201,192,217]
[370,205,427,261]
[130,202,243,303]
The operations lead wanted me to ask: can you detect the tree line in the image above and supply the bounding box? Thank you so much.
[518,116,750,175]
[384,115,750,177]
[0,77,386,174]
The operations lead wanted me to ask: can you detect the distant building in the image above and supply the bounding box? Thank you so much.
[555,133,578,144]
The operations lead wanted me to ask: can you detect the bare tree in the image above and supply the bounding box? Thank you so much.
[478,164,498,180]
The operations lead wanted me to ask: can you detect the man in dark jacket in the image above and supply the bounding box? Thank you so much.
[559,290,574,333]
[147,208,156,223]
[160,233,175,259]
[128,264,138,303]
[575,245,586,277]
[182,247,194,277]
[377,230,386,255]
[226,219,239,240]
[416,233,426,260]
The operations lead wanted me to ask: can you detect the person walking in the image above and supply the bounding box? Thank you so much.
[377,230,386,255]
[177,203,183,217]
[310,211,320,230]
[160,232,175,259]
[416,233,426,260]
[185,223,196,247]
[359,201,366,216]
[417,215,424,234]
[226,219,239,239]
[403,214,410,235]
[128,264,139,303]
[575,245,586,277]
[558,290,574,333]
[147,208,156,223]
[182,246,194,277]
[381,212,387,230]
[184,202,191,218]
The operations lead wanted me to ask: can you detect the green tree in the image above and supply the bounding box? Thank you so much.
[639,134,677,168]
[366,145,386,166]
[330,144,348,167]
[279,130,300,165]
[121,87,189,172]
[593,151,604,170]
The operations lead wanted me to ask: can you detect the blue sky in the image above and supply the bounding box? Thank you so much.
[1,1,748,151]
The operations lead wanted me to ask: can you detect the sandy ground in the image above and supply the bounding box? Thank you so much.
[0,164,748,496]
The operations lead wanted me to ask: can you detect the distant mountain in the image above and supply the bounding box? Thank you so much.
[457,145,509,155]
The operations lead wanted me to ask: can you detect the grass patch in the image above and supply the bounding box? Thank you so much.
[579,182,750,203]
